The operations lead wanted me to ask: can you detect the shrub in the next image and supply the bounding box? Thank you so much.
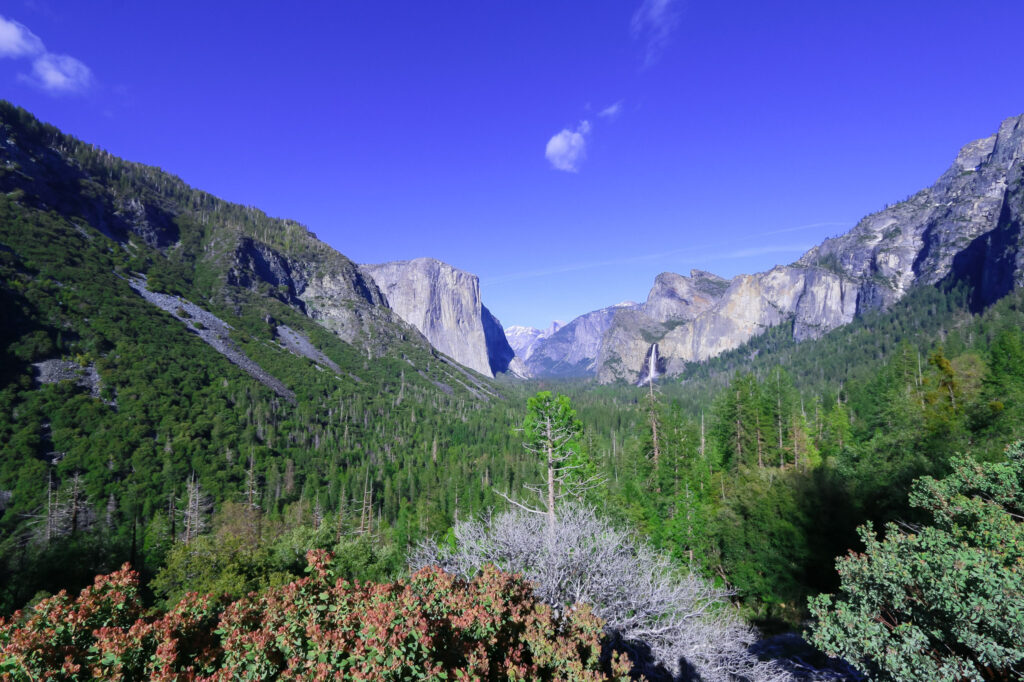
[410,504,790,681]
[0,550,631,680]
[808,441,1024,681]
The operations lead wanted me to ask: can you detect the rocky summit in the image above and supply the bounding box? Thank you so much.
[518,302,638,378]
[524,113,1024,383]
[360,258,515,377]
[504,321,564,363]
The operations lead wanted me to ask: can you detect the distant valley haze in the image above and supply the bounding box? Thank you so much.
[2,1,1023,328]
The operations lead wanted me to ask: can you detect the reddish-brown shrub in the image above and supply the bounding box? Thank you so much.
[0,550,632,681]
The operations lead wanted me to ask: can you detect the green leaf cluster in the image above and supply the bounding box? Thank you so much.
[808,442,1024,681]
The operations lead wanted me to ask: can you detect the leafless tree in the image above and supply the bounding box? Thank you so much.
[411,503,790,682]
[180,472,210,545]
[31,471,96,544]
[312,494,324,531]
[244,454,260,511]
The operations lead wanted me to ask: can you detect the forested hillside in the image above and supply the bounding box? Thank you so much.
[2,101,1023,679]
[554,280,1024,628]
[0,101,537,611]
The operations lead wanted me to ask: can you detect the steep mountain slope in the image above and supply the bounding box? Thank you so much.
[0,102,529,608]
[798,115,1024,304]
[520,302,638,378]
[360,258,515,377]
[504,321,563,362]
[528,113,1024,383]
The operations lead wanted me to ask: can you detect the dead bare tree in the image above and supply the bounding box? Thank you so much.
[31,472,96,544]
[180,472,210,545]
[411,504,790,682]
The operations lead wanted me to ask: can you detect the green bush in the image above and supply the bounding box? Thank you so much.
[808,441,1024,681]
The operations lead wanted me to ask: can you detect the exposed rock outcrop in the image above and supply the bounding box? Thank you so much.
[505,321,564,363]
[531,113,1024,384]
[798,114,1024,303]
[523,302,638,378]
[360,258,515,377]
[222,235,406,350]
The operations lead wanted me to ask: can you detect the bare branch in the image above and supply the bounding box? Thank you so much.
[411,503,790,682]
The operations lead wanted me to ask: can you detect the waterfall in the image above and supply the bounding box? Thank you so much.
[637,342,660,386]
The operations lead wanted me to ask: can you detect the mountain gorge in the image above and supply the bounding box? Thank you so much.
[512,113,1024,383]
[4,98,1024,680]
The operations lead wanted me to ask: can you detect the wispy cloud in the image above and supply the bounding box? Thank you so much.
[485,221,846,286]
[545,120,591,172]
[713,244,812,259]
[760,221,850,236]
[25,52,92,92]
[485,252,667,285]
[0,16,43,57]
[631,0,681,66]
[598,101,623,120]
[1,14,93,94]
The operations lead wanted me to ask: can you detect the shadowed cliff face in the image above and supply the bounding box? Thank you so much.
[481,305,515,375]
[360,258,514,377]
[0,101,428,360]
[942,127,1024,312]
[521,302,639,378]
[530,113,1024,384]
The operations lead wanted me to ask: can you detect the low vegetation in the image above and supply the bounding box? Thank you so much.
[0,551,631,681]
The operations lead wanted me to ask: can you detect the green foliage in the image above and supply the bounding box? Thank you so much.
[808,442,1024,681]
[523,391,595,499]
[524,391,583,454]
[6,96,1024,656]
[0,109,536,613]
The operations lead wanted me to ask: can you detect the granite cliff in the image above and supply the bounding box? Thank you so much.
[518,302,638,378]
[360,258,515,377]
[505,321,564,362]
[527,112,1024,383]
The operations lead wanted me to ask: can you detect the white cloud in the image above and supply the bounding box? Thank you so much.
[0,15,44,57]
[545,120,591,173]
[631,0,680,66]
[28,52,92,92]
[598,101,623,119]
[1,14,93,95]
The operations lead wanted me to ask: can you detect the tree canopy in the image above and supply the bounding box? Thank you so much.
[808,441,1024,681]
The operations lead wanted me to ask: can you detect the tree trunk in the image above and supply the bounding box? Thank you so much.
[546,415,556,533]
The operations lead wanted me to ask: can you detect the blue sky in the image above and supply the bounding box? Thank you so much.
[2,1,1023,329]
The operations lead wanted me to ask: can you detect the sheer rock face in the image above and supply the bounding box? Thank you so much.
[360,258,514,377]
[505,321,564,364]
[798,114,1024,302]
[641,270,729,323]
[522,303,638,378]
[549,113,1024,384]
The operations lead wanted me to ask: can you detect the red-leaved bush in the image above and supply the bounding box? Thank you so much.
[0,550,632,680]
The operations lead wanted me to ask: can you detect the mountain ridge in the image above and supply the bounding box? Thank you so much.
[518,112,1024,383]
